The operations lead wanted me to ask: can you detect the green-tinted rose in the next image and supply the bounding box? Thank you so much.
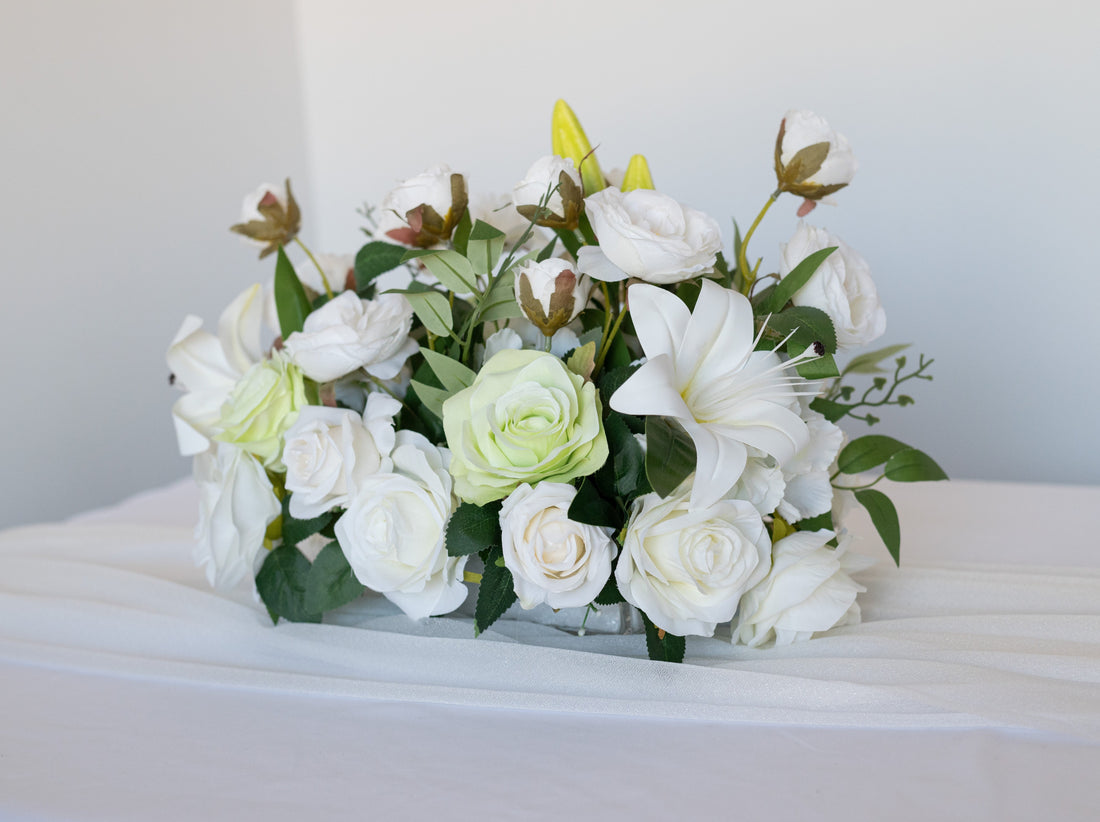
[215,353,306,468]
[442,349,608,505]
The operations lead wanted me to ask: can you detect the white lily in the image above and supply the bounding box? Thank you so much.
[609,280,812,509]
[167,284,267,456]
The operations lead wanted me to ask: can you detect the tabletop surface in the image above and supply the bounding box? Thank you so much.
[2,477,1099,821]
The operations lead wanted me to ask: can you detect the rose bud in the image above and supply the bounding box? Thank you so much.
[374,165,469,248]
[512,155,585,230]
[513,258,592,337]
[229,179,301,258]
[774,110,857,200]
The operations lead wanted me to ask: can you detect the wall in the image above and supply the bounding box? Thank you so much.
[294,0,1100,486]
[0,1,309,527]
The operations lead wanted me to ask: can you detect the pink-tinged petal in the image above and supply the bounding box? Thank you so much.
[679,420,748,509]
[576,246,629,282]
[676,280,754,385]
[609,354,691,420]
[627,283,690,364]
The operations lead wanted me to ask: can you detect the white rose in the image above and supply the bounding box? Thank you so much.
[779,223,886,349]
[616,484,771,637]
[193,443,281,589]
[283,290,418,383]
[500,482,617,610]
[282,393,401,520]
[513,258,592,336]
[776,110,857,194]
[167,283,266,456]
[576,188,723,284]
[511,155,583,226]
[734,531,874,647]
[729,456,787,517]
[334,431,467,619]
[775,405,845,523]
[374,164,466,247]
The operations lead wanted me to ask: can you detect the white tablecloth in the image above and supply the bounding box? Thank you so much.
[2,478,1099,820]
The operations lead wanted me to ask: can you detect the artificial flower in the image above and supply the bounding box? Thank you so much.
[616,483,771,637]
[334,431,467,620]
[512,258,592,336]
[610,280,811,509]
[500,482,616,610]
[512,154,585,230]
[215,351,306,468]
[576,188,722,284]
[442,349,608,505]
[374,164,468,248]
[774,110,857,199]
[229,179,301,258]
[775,404,845,523]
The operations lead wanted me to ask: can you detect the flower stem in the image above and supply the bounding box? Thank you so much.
[737,193,779,296]
[295,236,335,300]
[594,296,628,374]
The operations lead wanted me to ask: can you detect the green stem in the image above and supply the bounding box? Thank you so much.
[295,237,335,300]
[736,193,779,296]
[594,299,628,374]
[832,475,885,492]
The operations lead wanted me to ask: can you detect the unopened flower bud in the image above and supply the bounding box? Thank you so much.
[551,99,605,196]
[374,165,469,248]
[620,154,655,192]
[774,110,857,200]
[512,155,584,230]
[513,258,591,336]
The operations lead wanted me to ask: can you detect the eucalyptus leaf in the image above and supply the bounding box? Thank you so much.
[397,285,453,337]
[763,247,836,313]
[854,488,901,566]
[466,220,506,278]
[884,448,948,482]
[409,380,450,421]
[273,246,312,338]
[841,343,912,376]
[304,542,364,614]
[836,435,910,475]
[256,544,321,624]
[354,241,408,293]
[403,249,479,295]
[477,270,522,324]
[419,347,475,393]
[446,501,503,557]
[451,209,472,256]
[645,416,697,498]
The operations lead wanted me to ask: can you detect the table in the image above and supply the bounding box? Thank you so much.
[2,478,1099,820]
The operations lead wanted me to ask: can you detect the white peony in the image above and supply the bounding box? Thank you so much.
[334,431,467,619]
[283,291,418,383]
[374,164,465,247]
[511,154,583,225]
[734,530,874,647]
[576,188,722,284]
[513,258,592,336]
[776,110,857,194]
[282,394,401,520]
[500,482,617,610]
[193,443,281,589]
[779,223,885,349]
[616,484,771,637]
[610,280,811,509]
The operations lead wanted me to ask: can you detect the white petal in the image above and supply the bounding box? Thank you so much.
[576,246,629,282]
[627,282,690,364]
[679,421,748,509]
[609,354,691,420]
[217,284,266,373]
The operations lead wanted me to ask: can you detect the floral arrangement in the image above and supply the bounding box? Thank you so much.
[167,101,945,662]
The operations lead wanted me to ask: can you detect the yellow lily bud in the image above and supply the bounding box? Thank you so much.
[551,99,605,195]
[620,154,655,192]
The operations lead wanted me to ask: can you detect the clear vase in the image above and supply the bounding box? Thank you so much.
[497,599,644,636]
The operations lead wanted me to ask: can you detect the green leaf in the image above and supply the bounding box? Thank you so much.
[477,270,522,324]
[593,575,625,606]
[645,416,697,497]
[763,246,836,313]
[789,344,839,380]
[304,541,364,614]
[767,305,838,354]
[451,208,472,257]
[354,241,408,293]
[642,613,686,663]
[796,511,834,532]
[842,344,911,376]
[474,551,517,635]
[606,413,648,499]
[280,495,334,547]
[255,544,321,624]
[466,220,506,278]
[273,246,312,338]
[397,284,453,337]
[536,236,558,262]
[884,448,948,482]
[419,347,475,393]
[836,435,910,475]
[809,397,849,422]
[402,249,479,295]
[408,379,451,421]
[854,488,901,566]
[446,501,503,557]
[567,476,620,529]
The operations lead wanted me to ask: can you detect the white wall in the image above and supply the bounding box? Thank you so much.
[0,1,309,527]
[295,0,1100,486]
